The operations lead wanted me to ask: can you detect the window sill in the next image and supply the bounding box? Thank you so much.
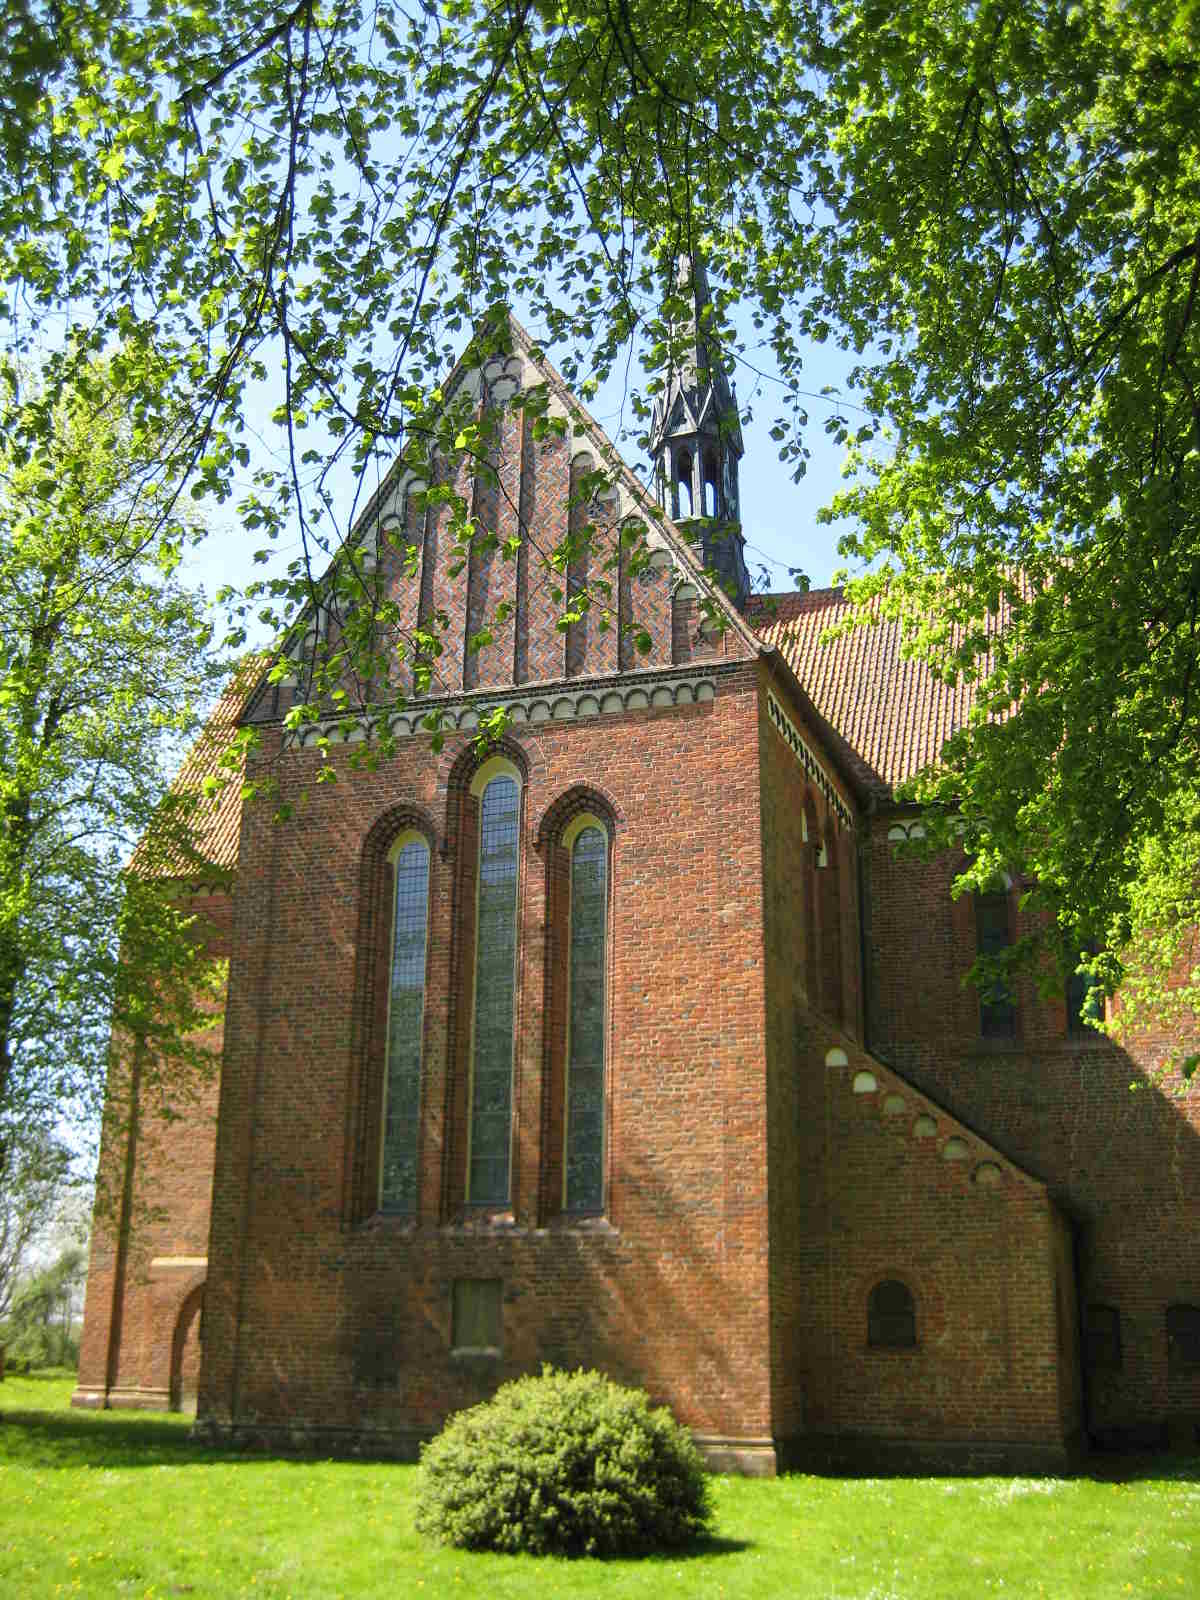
[355,1210,419,1234]
[351,1211,619,1239]
[543,1212,618,1235]
[457,1208,519,1230]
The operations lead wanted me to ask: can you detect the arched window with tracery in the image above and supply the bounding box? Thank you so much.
[564,817,609,1211]
[468,760,522,1205]
[379,832,431,1213]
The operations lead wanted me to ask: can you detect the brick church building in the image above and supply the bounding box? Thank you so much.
[74,278,1200,1472]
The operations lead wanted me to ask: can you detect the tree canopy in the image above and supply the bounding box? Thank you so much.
[0,355,227,1159]
[0,1131,70,1321]
[1,0,1197,1048]
[1,1242,87,1370]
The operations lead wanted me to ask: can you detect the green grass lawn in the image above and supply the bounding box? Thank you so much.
[1,1370,1197,1598]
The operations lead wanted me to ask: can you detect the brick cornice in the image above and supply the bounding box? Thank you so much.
[275,660,747,750]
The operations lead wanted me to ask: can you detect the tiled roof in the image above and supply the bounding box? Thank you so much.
[753,588,983,794]
[135,662,258,877]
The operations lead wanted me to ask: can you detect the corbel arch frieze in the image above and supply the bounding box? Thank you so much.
[288,673,720,751]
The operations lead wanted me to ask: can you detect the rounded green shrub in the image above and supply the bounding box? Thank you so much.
[415,1367,712,1556]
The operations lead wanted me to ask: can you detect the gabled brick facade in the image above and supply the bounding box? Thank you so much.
[74,321,1200,1470]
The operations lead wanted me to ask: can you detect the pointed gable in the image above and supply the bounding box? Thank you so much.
[246,311,762,731]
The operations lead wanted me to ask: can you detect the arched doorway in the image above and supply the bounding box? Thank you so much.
[169,1283,205,1413]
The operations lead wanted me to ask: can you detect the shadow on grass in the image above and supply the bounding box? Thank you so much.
[0,1409,288,1471]
[783,1451,1200,1487]
[1077,1451,1200,1486]
[426,1534,753,1564]
[655,1534,752,1561]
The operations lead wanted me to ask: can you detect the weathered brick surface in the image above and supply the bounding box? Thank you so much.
[384,475,425,703]
[522,434,572,685]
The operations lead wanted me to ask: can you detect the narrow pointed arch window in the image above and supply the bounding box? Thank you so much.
[674,450,693,517]
[469,760,522,1205]
[976,885,1016,1039]
[380,833,431,1213]
[564,817,609,1211]
[702,449,719,517]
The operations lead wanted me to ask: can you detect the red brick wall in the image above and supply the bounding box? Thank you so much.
[757,687,1070,1462]
[200,664,780,1458]
[811,1024,1069,1455]
[864,816,1200,1443]
[73,888,229,1411]
[80,351,1200,1464]
[757,668,848,1443]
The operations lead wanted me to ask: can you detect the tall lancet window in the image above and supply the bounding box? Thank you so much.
[380,834,431,1212]
[469,765,522,1204]
[565,819,608,1211]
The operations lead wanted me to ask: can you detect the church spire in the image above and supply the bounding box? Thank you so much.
[648,254,749,608]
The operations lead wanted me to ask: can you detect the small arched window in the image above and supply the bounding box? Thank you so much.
[564,817,609,1211]
[868,1279,916,1348]
[1167,1304,1200,1375]
[380,833,431,1213]
[468,760,522,1205]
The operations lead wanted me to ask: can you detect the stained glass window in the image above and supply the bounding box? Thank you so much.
[380,837,430,1212]
[469,775,520,1203]
[566,825,607,1211]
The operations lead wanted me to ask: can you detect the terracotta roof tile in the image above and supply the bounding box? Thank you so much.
[753,588,985,794]
[135,661,258,877]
